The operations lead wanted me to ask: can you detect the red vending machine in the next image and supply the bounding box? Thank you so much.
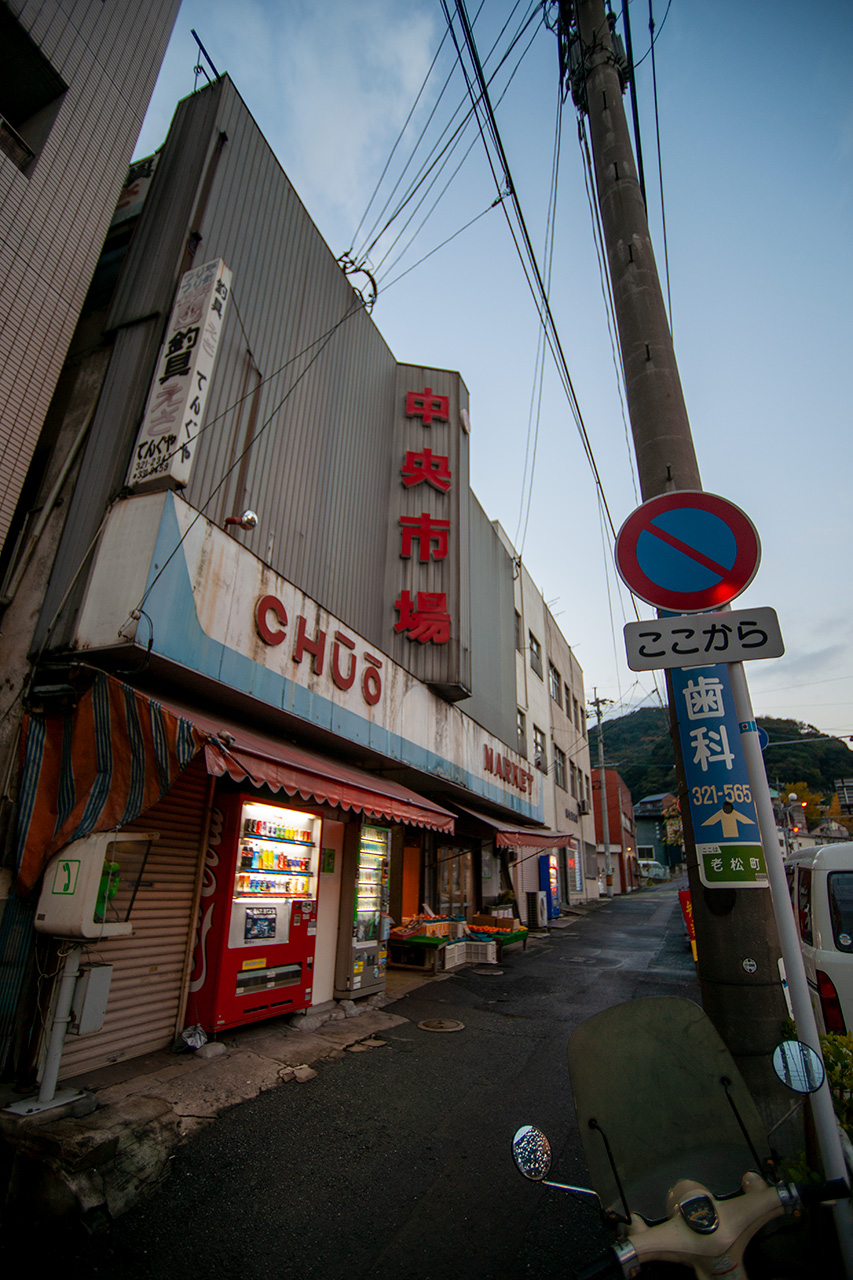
[187,794,322,1032]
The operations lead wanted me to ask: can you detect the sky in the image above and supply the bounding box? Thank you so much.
[133,0,853,739]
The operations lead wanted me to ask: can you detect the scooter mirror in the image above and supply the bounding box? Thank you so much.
[512,1125,552,1181]
[772,1040,826,1094]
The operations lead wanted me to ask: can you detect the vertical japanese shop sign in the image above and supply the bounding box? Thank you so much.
[388,369,470,693]
[127,259,232,492]
[671,663,769,890]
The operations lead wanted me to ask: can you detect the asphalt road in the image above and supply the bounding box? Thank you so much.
[62,885,701,1280]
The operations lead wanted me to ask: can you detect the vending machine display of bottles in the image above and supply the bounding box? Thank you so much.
[187,795,322,1032]
[539,850,562,919]
[335,823,390,999]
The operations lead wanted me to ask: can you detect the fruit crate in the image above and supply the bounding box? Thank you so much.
[446,920,467,940]
[419,919,450,937]
[464,940,497,965]
[440,941,466,970]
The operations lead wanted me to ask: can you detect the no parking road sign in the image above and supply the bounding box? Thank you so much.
[615,491,760,613]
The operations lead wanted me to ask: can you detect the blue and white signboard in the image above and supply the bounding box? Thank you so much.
[671,664,769,890]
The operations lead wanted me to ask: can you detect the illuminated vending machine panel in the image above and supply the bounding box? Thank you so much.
[334,823,390,999]
[539,851,562,919]
[187,795,322,1032]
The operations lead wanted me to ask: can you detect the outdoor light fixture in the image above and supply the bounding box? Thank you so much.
[224,510,258,531]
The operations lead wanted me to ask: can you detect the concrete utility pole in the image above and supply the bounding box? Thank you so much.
[591,691,614,897]
[564,0,790,1102]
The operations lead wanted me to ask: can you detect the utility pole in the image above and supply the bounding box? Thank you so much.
[560,15,853,1264]
[561,0,790,1103]
[591,690,614,897]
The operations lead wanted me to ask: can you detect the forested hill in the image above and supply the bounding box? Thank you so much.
[588,708,853,803]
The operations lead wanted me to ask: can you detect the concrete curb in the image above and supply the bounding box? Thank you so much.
[0,1003,408,1236]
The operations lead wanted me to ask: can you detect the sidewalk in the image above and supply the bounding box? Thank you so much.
[0,904,613,1235]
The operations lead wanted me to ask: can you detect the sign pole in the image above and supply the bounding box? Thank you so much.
[567,0,793,1141]
[728,661,853,1255]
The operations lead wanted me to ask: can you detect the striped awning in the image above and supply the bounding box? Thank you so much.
[155,698,456,836]
[15,670,455,894]
[453,803,576,850]
[15,671,205,894]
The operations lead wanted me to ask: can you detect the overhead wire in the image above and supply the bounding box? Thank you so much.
[367,1,540,281]
[121,296,366,630]
[447,0,620,543]
[374,14,540,286]
[514,81,563,552]
[647,0,673,331]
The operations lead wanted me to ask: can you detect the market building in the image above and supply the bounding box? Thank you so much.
[0,73,592,1087]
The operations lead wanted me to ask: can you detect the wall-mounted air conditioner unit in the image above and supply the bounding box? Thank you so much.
[578,799,590,815]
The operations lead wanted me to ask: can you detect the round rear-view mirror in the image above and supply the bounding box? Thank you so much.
[772,1040,825,1094]
[512,1125,552,1181]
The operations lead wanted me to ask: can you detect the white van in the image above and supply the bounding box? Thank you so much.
[785,843,853,1035]
[638,859,668,882]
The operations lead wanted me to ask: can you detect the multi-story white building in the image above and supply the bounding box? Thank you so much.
[495,526,597,912]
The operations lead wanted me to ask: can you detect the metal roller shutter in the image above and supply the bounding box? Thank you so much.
[58,759,211,1078]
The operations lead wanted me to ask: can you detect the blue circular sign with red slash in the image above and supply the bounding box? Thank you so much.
[615,491,761,613]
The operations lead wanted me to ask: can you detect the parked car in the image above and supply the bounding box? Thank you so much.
[785,843,853,1034]
[638,859,668,882]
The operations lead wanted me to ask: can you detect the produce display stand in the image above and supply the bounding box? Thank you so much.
[387,934,446,973]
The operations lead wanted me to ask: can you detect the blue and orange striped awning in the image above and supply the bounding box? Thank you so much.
[15,671,206,894]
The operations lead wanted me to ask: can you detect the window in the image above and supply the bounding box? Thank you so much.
[0,7,67,173]
[549,662,562,705]
[796,868,813,945]
[569,760,578,797]
[514,610,523,652]
[517,708,527,757]
[554,745,567,790]
[529,632,543,679]
[533,725,547,772]
[573,696,582,731]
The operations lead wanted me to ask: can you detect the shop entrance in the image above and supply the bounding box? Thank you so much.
[437,844,475,919]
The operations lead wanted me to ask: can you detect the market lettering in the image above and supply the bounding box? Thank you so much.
[254,596,383,708]
[483,744,534,795]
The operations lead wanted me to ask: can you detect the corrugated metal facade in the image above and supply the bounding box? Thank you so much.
[58,759,210,1078]
[40,76,517,740]
[0,0,180,552]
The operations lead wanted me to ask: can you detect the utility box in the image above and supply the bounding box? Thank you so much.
[70,963,113,1034]
[35,831,158,938]
[526,890,548,929]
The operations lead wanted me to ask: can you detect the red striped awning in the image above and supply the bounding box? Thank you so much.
[157,700,455,834]
[454,803,575,850]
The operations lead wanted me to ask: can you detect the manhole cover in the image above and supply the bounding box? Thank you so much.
[417,1018,465,1033]
[473,967,503,976]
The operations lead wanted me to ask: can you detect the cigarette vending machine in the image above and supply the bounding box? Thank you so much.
[334,822,390,999]
[187,794,322,1032]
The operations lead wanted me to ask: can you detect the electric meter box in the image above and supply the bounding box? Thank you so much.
[35,831,158,938]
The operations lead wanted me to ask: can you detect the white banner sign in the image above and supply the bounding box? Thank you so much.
[624,606,784,672]
[127,259,231,491]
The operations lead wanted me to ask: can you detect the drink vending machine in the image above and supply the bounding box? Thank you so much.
[334,822,390,1000]
[539,851,562,919]
[187,794,322,1032]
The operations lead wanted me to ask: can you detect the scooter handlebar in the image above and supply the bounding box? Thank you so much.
[795,1177,850,1208]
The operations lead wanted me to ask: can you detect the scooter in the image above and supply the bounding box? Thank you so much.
[511,996,849,1279]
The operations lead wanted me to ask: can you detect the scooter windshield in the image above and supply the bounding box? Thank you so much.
[567,997,772,1223]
